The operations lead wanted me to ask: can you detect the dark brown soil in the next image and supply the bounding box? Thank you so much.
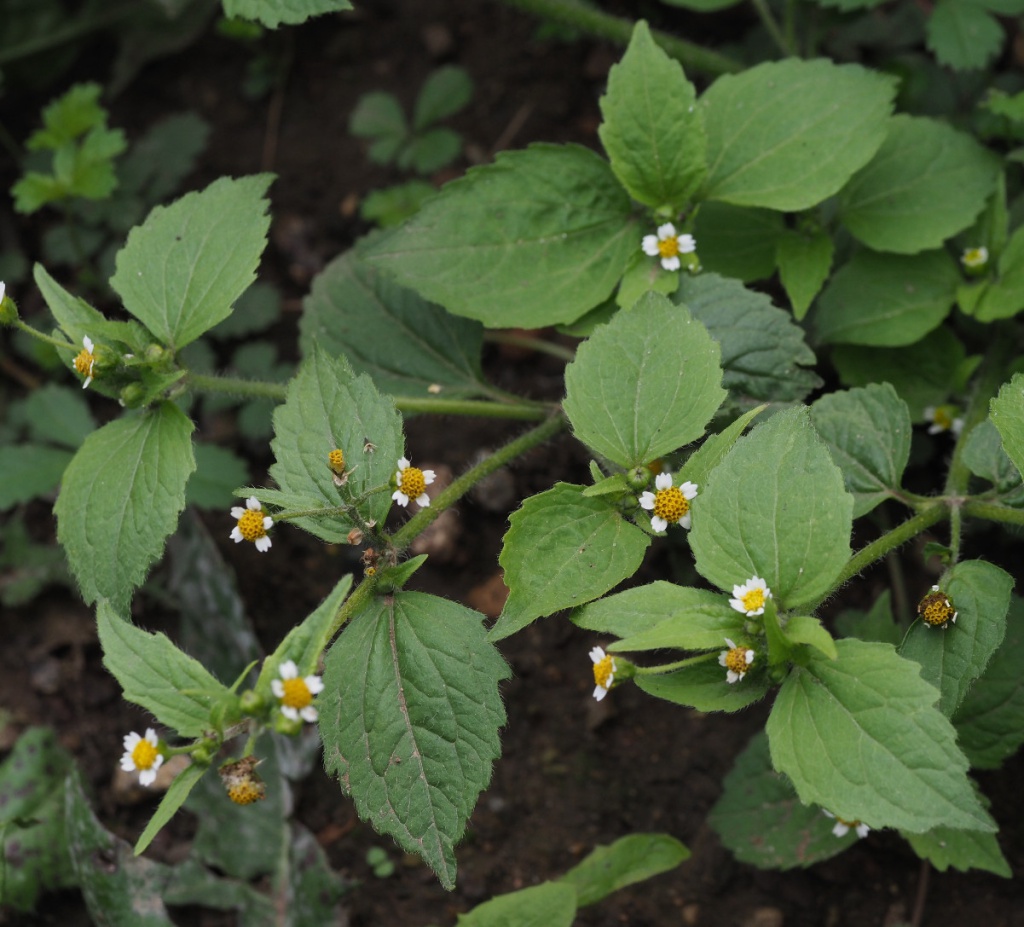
[2,2,1022,926]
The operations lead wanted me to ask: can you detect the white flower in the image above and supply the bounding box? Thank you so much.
[392,457,435,508]
[638,473,698,532]
[641,222,696,272]
[589,646,617,701]
[961,246,988,270]
[729,576,772,617]
[230,496,274,552]
[718,638,755,683]
[823,810,870,839]
[271,659,324,722]
[74,336,96,389]
[0,281,5,302]
[120,728,164,786]
[923,405,964,437]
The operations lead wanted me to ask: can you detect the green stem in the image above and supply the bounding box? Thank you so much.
[749,0,792,55]
[495,0,743,75]
[187,372,289,401]
[327,571,379,639]
[484,330,576,362]
[962,499,1024,527]
[633,651,716,675]
[14,320,77,352]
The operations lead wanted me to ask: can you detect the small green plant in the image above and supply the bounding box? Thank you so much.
[365,846,394,878]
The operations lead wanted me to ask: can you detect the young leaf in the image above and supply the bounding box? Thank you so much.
[110,174,272,349]
[692,202,785,282]
[320,591,509,890]
[573,581,726,638]
[636,659,769,712]
[491,484,650,641]
[455,882,577,927]
[814,249,958,346]
[926,0,1004,71]
[54,403,196,613]
[776,228,833,320]
[562,292,725,468]
[222,0,353,28]
[598,20,706,211]
[698,59,896,210]
[904,825,1011,877]
[838,115,999,254]
[784,615,837,660]
[809,383,911,517]
[558,834,689,907]
[605,590,744,653]
[414,66,473,130]
[96,600,234,738]
[363,144,636,328]
[689,407,853,610]
[990,372,1024,479]
[299,245,487,398]
[349,91,407,161]
[766,639,996,834]
[269,346,403,543]
[134,762,207,855]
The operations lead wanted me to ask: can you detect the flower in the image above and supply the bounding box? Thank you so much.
[823,810,870,839]
[392,457,435,508]
[918,584,957,629]
[230,496,274,552]
[641,222,696,272]
[923,405,964,437]
[730,576,772,617]
[638,473,698,532]
[74,336,96,389]
[219,756,266,805]
[719,638,755,683]
[590,646,617,701]
[121,728,164,786]
[961,246,989,271]
[271,659,324,722]
[328,448,345,474]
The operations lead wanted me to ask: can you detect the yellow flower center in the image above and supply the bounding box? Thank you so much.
[741,588,766,613]
[280,677,313,710]
[399,466,427,499]
[962,247,987,268]
[328,448,345,473]
[724,646,752,676]
[228,781,266,805]
[932,407,955,431]
[919,591,955,627]
[74,347,95,378]
[236,509,268,542]
[131,738,158,771]
[657,236,680,259]
[593,654,615,689]
[653,487,689,523]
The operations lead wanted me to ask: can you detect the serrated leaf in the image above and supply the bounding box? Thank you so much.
[491,484,650,641]
[321,591,509,890]
[558,834,689,907]
[456,881,577,927]
[299,245,487,398]
[838,115,999,253]
[414,66,473,130]
[0,445,72,508]
[636,658,770,711]
[926,0,1004,70]
[598,21,706,211]
[990,372,1024,479]
[674,273,820,402]
[814,249,958,346]
[97,600,234,738]
[134,762,207,855]
[776,228,833,319]
[692,202,785,282]
[766,639,995,833]
[363,144,636,328]
[689,407,852,610]
[29,82,106,148]
[110,175,272,349]
[269,346,403,543]
[698,59,896,210]
[904,824,1011,877]
[222,0,353,28]
[54,403,196,613]
[809,383,911,517]
[563,293,725,467]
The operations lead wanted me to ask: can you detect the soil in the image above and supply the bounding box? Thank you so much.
[1,2,1023,926]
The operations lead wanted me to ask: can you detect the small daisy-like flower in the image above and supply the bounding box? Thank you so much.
[271,659,324,722]
[230,496,274,552]
[219,756,266,805]
[641,222,696,272]
[590,646,617,701]
[120,728,164,786]
[823,810,870,839]
[961,246,989,271]
[918,584,957,629]
[638,473,698,532]
[730,576,772,617]
[923,405,964,437]
[719,638,755,683]
[74,336,96,389]
[392,457,435,508]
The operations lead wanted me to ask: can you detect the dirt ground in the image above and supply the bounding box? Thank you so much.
[2,2,1023,925]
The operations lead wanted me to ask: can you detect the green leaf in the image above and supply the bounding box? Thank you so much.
[698,59,896,210]
[776,228,833,319]
[558,834,689,907]
[563,293,725,467]
[363,144,636,328]
[54,403,196,613]
[692,202,785,282]
[962,419,1022,491]
[969,226,1024,321]
[269,346,403,543]
[491,484,650,641]
[679,404,766,489]
[926,0,1004,70]
[601,588,744,653]
[636,659,770,711]
[404,127,462,174]
[709,731,858,870]
[96,600,234,738]
[321,591,509,890]
[954,595,1024,768]
[185,443,250,510]
[990,372,1024,479]
[766,639,995,833]
[222,0,353,27]
[905,824,1011,877]
[784,615,837,660]
[835,591,903,645]
[814,249,958,346]
[299,245,487,398]
[350,91,407,149]
[598,21,706,211]
[20,383,96,448]
[0,445,72,509]
[109,174,273,349]
[900,561,1011,717]
[134,762,207,855]
[809,383,911,517]
[838,115,999,253]
[28,82,106,148]
[615,250,679,308]
[675,273,821,402]
[573,580,725,638]
[455,881,577,927]
[414,66,473,130]
[689,407,853,610]
[360,180,437,228]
